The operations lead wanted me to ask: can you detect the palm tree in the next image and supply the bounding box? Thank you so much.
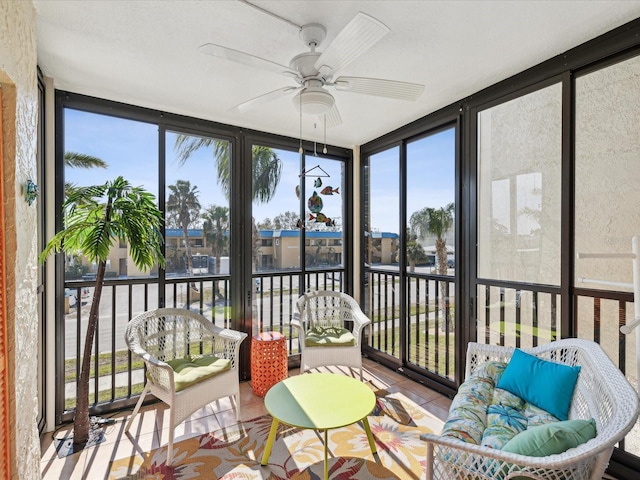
[202,205,229,272]
[410,203,455,326]
[202,205,229,299]
[410,203,454,275]
[40,176,165,449]
[405,229,427,272]
[174,136,282,270]
[166,180,201,275]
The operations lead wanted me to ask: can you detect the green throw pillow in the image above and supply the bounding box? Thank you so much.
[502,419,597,457]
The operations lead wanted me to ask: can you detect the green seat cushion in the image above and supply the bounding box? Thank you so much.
[164,354,231,392]
[305,326,356,347]
[502,418,597,457]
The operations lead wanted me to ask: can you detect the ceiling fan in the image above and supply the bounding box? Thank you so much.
[198,11,425,127]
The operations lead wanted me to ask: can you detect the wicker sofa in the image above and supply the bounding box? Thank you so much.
[421,339,639,480]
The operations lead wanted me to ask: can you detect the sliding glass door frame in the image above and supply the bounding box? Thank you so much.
[361,111,464,397]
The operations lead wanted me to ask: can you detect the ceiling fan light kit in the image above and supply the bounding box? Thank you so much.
[293,86,335,115]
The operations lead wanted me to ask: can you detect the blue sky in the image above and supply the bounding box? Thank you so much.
[65,109,455,233]
[369,129,456,233]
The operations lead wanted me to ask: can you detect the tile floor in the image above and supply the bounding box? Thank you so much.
[40,358,452,480]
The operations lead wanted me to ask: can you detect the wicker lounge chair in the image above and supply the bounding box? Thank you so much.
[292,290,371,380]
[124,308,247,465]
[422,338,639,480]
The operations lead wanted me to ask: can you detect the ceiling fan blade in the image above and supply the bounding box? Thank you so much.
[230,86,301,114]
[198,43,297,77]
[314,12,390,76]
[321,103,342,128]
[333,76,424,101]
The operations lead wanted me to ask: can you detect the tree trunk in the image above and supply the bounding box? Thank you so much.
[183,228,192,274]
[435,238,452,332]
[214,253,223,300]
[73,259,107,447]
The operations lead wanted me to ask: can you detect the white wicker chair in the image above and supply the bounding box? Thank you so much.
[291,290,371,380]
[422,338,640,480]
[124,308,247,465]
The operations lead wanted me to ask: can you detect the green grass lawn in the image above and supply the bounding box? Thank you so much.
[369,319,455,379]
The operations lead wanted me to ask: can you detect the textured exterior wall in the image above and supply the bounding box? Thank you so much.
[0,1,41,478]
[477,83,562,286]
[574,54,640,385]
[575,55,640,289]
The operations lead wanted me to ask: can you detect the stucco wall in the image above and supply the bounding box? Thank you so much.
[477,82,563,286]
[0,0,41,478]
[574,54,640,289]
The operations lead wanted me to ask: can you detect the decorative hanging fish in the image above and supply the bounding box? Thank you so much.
[309,213,336,226]
[314,177,323,188]
[309,212,329,223]
[307,191,323,213]
[295,185,300,199]
[320,186,339,196]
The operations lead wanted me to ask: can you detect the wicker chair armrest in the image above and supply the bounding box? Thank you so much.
[136,352,175,393]
[421,432,610,473]
[291,315,306,342]
[211,328,247,363]
[350,310,371,346]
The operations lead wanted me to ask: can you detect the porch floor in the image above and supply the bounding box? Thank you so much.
[39,358,452,479]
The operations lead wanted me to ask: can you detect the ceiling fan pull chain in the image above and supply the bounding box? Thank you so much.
[313,123,318,156]
[323,115,328,154]
[299,93,304,155]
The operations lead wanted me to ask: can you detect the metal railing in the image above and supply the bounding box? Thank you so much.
[364,268,456,382]
[60,269,638,460]
[475,280,561,349]
[59,268,344,422]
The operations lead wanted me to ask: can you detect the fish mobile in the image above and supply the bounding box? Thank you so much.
[294,166,340,228]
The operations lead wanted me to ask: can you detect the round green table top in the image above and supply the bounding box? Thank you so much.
[263,373,376,430]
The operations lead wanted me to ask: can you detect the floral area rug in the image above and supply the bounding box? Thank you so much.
[109,390,443,479]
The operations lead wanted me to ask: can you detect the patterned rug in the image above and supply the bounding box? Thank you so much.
[109,390,443,479]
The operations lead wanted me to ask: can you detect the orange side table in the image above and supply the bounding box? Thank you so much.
[250,331,288,397]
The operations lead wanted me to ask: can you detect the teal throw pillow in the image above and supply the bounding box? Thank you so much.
[502,418,597,456]
[497,349,580,420]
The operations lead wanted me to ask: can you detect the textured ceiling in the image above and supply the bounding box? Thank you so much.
[34,0,640,148]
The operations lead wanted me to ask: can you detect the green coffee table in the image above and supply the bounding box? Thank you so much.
[260,373,377,479]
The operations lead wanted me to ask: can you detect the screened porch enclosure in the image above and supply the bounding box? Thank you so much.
[49,18,640,477]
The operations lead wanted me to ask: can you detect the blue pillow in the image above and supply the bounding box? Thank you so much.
[497,349,581,420]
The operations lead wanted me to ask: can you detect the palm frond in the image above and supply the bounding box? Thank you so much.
[174,135,215,165]
[64,152,108,169]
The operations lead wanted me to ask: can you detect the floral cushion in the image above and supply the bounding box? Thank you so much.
[441,361,559,449]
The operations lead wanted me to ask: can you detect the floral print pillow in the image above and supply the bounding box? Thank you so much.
[441,360,559,448]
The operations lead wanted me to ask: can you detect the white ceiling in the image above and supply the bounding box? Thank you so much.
[34,0,640,149]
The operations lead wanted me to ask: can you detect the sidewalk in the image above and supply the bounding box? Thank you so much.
[64,369,145,398]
